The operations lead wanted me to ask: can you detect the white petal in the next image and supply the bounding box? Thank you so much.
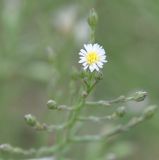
[101,59,107,63]
[100,55,106,58]
[79,59,86,63]
[100,57,106,62]
[97,62,103,68]
[100,57,106,61]
[84,44,92,52]
[82,62,88,67]
[84,65,88,70]
[89,65,95,72]
[79,49,87,56]
[93,63,99,71]
[80,56,86,60]
[93,43,100,50]
[98,49,105,55]
[84,44,89,51]
[79,58,86,62]
[79,52,84,56]
[88,44,93,49]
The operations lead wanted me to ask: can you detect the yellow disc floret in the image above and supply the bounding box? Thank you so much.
[86,51,99,65]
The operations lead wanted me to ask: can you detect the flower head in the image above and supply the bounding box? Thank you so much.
[79,43,107,72]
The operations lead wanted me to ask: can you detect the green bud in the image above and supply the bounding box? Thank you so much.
[143,105,157,119]
[0,144,12,152]
[82,91,88,98]
[47,100,57,109]
[132,91,147,102]
[24,114,36,126]
[87,8,98,29]
[116,106,126,117]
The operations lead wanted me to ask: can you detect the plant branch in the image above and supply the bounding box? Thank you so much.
[71,105,157,142]
[78,106,126,122]
[86,91,147,107]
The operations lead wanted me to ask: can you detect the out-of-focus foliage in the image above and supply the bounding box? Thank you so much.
[0,0,158,160]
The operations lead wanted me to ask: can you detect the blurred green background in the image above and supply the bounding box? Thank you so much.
[0,0,159,159]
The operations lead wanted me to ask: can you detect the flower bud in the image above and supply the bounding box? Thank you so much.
[132,91,147,102]
[47,100,57,109]
[143,105,157,119]
[82,91,88,98]
[24,114,36,126]
[116,106,126,117]
[87,8,98,29]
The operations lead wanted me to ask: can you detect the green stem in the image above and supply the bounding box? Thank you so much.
[55,74,101,155]
[86,91,148,107]
[71,105,157,143]
[90,29,95,43]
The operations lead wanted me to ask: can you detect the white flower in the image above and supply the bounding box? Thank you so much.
[79,43,107,72]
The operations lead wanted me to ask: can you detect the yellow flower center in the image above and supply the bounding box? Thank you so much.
[86,51,99,65]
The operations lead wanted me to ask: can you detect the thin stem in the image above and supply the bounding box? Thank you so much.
[78,106,126,122]
[54,105,76,111]
[78,114,118,122]
[86,91,147,107]
[71,105,157,143]
[0,143,61,158]
[24,114,67,132]
[90,29,95,43]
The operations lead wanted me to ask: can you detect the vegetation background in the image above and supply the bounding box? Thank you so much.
[0,0,158,159]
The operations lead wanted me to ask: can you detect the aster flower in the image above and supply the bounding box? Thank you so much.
[79,43,107,72]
